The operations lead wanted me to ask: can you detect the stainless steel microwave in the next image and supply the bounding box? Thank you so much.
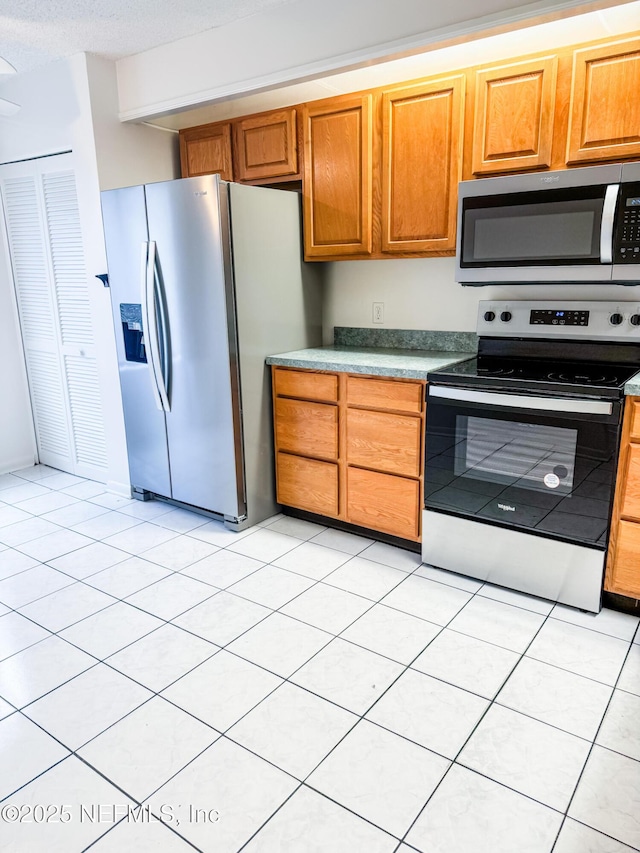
[456,161,640,284]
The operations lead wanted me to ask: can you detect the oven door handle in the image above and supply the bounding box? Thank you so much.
[428,386,613,415]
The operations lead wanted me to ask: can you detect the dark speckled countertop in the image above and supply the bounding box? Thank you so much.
[266,345,474,379]
[266,328,477,379]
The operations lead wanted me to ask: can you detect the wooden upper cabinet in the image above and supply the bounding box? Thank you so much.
[381,76,465,253]
[472,57,557,175]
[302,94,373,258]
[567,36,640,164]
[233,108,298,182]
[179,122,233,180]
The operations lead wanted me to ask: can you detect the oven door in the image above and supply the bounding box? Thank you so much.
[424,386,621,549]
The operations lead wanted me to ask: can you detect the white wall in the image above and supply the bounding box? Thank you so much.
[0,58,81,476]
[0,53,177,489]
[115,0,609,121]
[323,258,640,343]
[84,54,179,190]
[0,224,37,474]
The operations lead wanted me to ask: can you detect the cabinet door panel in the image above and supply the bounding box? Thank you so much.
[472,57,557,174]
[347,376,423,413]
[567,37,640,164]
[630,402,640,441]
[610,519,640,598]
[347,467,420,540]
[179,124,233,179]
[273,368,338,403]
[382,76,464,253]
[303,95,372,257]
[622,443,640,522]
[277,453,339,516]
[275,398,338,460]
[234,109,298,182]
[347,409,421,477]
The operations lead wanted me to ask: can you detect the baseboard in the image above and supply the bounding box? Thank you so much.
[0,454,38,476]
[106,480,132,498]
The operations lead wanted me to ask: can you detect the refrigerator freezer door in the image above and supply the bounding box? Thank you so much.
[101,184,172,497]
[144,176,242,518]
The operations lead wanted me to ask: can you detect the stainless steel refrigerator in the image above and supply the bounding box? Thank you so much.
[101,175,322,529]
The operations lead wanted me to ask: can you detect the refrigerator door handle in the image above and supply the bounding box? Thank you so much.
[142,240,170,412]
[151,242,171,411]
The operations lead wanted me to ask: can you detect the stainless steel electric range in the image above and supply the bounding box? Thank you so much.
[423,300,640,613]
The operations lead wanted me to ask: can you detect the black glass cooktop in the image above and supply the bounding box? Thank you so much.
[428,356,639,399]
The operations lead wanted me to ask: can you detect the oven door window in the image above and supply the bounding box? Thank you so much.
[458,416,577,496]
[425,399,618,547]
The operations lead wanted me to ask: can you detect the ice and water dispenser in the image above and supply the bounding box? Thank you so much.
[120,304,147,363]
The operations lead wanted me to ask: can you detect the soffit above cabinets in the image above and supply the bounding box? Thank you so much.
[146,0,640,131]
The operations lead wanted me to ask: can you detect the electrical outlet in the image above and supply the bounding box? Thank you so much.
[373,302,384,324]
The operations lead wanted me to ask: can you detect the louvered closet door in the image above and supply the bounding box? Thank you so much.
[0,154,108,480]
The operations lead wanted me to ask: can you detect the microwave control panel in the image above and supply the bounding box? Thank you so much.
[615,183,640,263]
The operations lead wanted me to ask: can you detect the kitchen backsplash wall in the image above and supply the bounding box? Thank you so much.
[322,257,640,345]
[333,327,477,352]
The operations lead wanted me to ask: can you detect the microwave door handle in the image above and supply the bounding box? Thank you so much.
[428,386,612,416]
[600,184,619,264]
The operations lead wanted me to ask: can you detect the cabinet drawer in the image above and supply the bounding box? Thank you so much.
[347,408,421,477]
[630,401,640,441]
[273,368,338,402]
[347,467,420,540]
[622,443,640,521]
[275,398,338,460]
[611,519,640,598]
[347,376,423,413]
[277,453,339,516]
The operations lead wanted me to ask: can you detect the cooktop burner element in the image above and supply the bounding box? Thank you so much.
[428,300,640,401]
[548,371,614,385]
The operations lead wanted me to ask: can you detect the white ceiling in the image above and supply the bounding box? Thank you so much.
[0,0,638,127]
[0,0,295,74]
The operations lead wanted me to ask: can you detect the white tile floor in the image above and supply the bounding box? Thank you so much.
[0,465,639,852]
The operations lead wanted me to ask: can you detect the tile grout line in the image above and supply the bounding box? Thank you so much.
[3,479,640,850]
[392,603,558,852]
[232,571,493,850]
[549,635,640,853]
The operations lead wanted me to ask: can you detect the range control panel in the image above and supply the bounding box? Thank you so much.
[478,301,640,341]
[530,309,589,327]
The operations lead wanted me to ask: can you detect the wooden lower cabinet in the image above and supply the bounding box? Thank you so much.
[272,366,425,541]
[346,408,421,477]
[608,520,640,599]
[605,396,640,598]
[347,467,420,540]
[276,453,339,516]
[274,398,338,460]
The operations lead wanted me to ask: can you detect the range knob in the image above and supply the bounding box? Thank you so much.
[484,311,495,322]
[500,311,512,322]
[610,313,624,326]
[631,314,640,326]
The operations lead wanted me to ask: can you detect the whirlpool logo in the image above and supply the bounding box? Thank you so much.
[497,503,516,512]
